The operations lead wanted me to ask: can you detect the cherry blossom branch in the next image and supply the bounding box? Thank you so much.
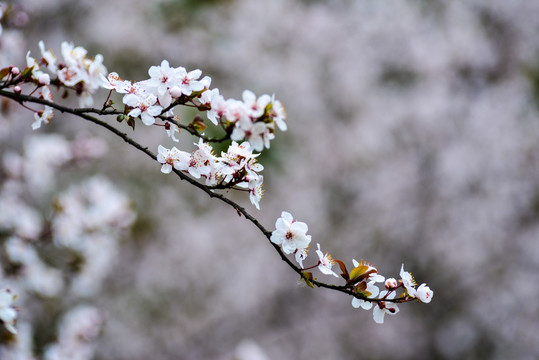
[0,88,408,304]
[0,40,433,328]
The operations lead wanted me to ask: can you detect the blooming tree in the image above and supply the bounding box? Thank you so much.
[0,3,433,356]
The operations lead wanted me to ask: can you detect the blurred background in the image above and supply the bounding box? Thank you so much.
[1,0,539,359]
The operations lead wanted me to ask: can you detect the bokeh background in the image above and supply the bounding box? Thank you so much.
[2,0,539,359]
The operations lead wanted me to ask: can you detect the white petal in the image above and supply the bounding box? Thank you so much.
[373,307,385,324]
[141,112,156,126]
[161,164,172,174]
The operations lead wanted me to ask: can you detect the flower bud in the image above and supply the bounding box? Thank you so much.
[13,86,22,95]
[38,73,50,86]
[169,86,182,98]
[385,278,398,290]
[11,67,20,76]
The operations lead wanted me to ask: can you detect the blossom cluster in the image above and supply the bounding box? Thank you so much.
[158,140,264,209]
[102,60,286,151]
[0,40,108,130]
[207,89,287,151]
[0,40,289,213]
[43,306,104,360]
[28,41,107,107]
[0,134,134,355]
[0,40,288,211]
[270,211,434,323]
[52,175,136,296]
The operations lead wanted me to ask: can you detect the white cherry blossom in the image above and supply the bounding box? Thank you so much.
[32,106,54,130]
[247,175,264,210]
[242,90,270,119]
[270,97,287,131]
[175,67,205,96]
[315,243,339,277]
[124,93,163,126]
[157,145,179,174]
[416,283,433,303]
[101,72,122,90]
[270,211,311,254]
[400,264,417,297]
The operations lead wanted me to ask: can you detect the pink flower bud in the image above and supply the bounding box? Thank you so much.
[169,86,183,98]
[13,86,22,94]
[11,67,20,76]
[38,73,50,86]
[385,278,398,290]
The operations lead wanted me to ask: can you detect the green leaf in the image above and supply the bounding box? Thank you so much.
[20,66,34,80]
[349,265,369,282]
[191,115,207,132]
[301,271,315,288]
[126,116,136,131]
